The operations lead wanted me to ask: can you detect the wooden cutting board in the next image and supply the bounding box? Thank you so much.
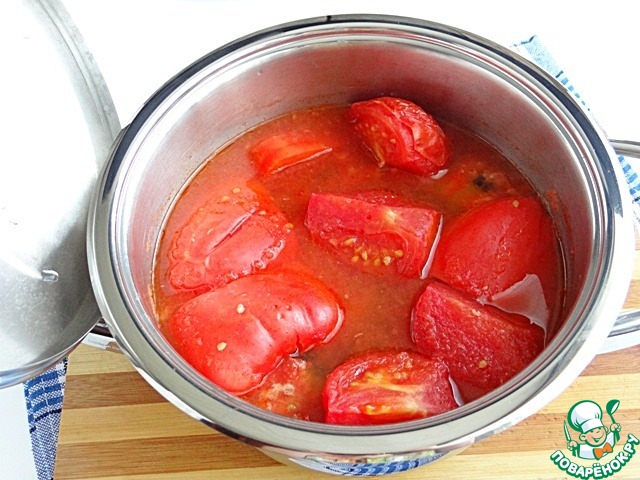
[55,235,640,479]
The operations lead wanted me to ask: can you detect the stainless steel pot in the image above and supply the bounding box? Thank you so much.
[87,15,637,475]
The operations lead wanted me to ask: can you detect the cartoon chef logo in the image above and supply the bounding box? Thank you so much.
[565,400,621,460]
[550,399,638,479]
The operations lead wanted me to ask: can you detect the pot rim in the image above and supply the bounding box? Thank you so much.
[88,14,635,458]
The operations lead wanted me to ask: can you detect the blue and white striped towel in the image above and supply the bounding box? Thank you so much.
[23,360,67,480]
[20,34,639,480]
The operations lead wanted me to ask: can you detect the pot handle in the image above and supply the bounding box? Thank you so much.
[84,318,121,352]
[600,309,640,354]
[599,139,640,354]
[610,139,640,158]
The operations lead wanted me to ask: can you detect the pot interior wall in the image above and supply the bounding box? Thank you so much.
[121,30,593,377]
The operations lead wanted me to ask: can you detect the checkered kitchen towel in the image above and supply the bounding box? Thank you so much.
[23,359,67,480]
[18,35,638,480]
[510,35,640,222]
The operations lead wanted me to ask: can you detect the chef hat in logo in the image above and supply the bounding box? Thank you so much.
[568,400,604,434]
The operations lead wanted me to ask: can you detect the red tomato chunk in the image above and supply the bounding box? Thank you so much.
[168,269,344,394]
[323,350,458,425]
[155,98,564,424]
[168,183,294,293]
[432,155,519,215]
[347,96,451,176]
[411,280,545,399]
[305,190,442,278]
[431,196,559,312]
[250,133,333,176]
[241,356,324,421]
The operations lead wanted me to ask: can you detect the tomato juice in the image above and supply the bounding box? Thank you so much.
[153,101,564,423]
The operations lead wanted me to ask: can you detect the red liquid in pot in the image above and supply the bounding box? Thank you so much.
[153,102,564,423]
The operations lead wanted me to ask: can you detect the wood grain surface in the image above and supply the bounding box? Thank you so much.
[55,235,640,479]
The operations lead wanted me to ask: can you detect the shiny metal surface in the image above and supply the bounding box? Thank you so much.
[88,15,635,474]
[599,140,640,353]
[601,309,640,354]
[0,0,119,387]
[610,139,640,158]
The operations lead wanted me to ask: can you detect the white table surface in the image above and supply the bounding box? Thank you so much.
[63,0,639,140]
[0,385,39,480]
[1,1,637,479]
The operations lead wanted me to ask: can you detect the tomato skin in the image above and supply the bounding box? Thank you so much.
[250,133,332,176]
[430,196,558,304]
[347,96,450,176]
[168,184,294,293]
[323,350,458,425]
[305,190,442,278]
[411,280,545,397]
[168,269,344,395]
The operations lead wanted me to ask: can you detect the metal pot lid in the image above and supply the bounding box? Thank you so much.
[0,0,120,387]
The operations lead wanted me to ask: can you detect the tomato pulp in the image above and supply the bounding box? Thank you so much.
[154,99,564,424]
